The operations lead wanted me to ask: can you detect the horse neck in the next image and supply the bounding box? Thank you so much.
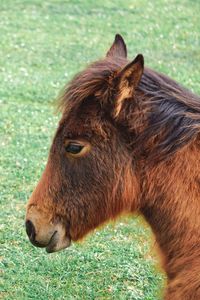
[140,140,200,278]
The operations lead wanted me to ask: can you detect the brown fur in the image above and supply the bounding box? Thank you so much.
[26,35,200,299]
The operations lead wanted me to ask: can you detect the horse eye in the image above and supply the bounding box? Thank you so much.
[65,143,84,154]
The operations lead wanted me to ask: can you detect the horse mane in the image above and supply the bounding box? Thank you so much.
[58,58,200,162]
[137,68,200,161]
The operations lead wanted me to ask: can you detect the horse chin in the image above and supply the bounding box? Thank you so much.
[46,231,71,253]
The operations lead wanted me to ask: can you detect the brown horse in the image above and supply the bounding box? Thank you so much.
[25,34,200,299]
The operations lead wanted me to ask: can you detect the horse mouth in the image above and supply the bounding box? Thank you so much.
[46,231,71,253]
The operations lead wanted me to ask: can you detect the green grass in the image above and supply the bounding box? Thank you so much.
[0,0,200,299]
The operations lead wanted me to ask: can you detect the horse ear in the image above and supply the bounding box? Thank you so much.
[106,34,127,58]
[114,54,144,117]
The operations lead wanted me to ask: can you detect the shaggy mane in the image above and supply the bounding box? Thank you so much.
[58,58,200,161]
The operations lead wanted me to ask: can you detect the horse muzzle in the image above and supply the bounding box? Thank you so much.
[25,205,71,253]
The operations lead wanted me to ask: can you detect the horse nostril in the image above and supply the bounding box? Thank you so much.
[25,220,36,241]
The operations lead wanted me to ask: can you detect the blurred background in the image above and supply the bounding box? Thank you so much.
[1,1,199,299]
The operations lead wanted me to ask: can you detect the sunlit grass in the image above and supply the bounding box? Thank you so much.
[1,0,200,299]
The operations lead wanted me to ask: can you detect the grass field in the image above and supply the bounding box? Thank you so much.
[1,1,200,299]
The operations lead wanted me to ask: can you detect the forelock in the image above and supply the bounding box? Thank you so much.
[57,57,127,117]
